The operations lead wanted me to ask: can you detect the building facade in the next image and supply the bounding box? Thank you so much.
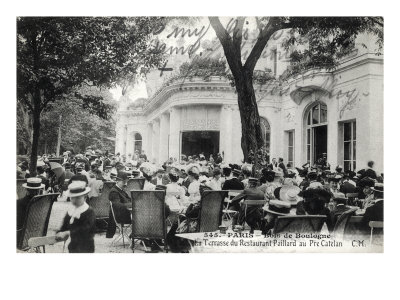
[115,36,383,173]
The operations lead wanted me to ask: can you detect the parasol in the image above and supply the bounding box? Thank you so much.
[49,162,65,179]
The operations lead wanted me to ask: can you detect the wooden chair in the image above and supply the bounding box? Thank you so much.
[369,221,384,245]
[332,207,358,240]
[198,190,226,232]
[109,201,131,248]
[130,190,168,252]
[273,215,327,234]
[222,190,242,221]
[17,193,59,251]
[17,179,27,200]
[89,181,116,226]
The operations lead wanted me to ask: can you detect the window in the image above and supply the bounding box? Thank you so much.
[287,130,295,167]
[343,121,356,171]
[134,132,142,153]
[305,102,328,164]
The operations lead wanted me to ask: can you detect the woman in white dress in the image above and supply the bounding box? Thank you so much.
[165,168,186,212]
[142,166,156,191]
[187,166,201,204]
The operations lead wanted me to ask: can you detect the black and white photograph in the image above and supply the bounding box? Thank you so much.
[15,15,385,254]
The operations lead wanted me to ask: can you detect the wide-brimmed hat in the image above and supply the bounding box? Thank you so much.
[264,200,291,216]
[232,169,241,177]
[358,177,375,188]
[248,177,258,184]
[333,192,347,202]
[280,185,301,205]
[372,183,384,193]
[65,181,91,197]
[22,178,45,190]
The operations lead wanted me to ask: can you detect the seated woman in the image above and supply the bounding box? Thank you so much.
[187,166,201,204]
[55,181,96,253]
[231,178,265,232]
[142,166,156,191]
[296,187,333,232]
[165,168,187,212]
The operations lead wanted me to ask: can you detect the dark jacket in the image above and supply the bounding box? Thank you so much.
[361,200,383,231]
[330,204,353,227]
[59,208,96,253]
[222,177,244,191]
[339,181,356,194]
[106,185,131,238]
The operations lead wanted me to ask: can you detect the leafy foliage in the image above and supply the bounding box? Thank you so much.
[38,87,116,154]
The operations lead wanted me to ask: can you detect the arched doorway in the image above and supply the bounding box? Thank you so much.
[134,132,142,153]
[305,102,328,164]
[260,117,271,161]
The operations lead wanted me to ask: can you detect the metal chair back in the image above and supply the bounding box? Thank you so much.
[17,193,59,250]
[199,190,226,232]
[17,179,27,200]
[130,190,167,251]
[273,215,327,234]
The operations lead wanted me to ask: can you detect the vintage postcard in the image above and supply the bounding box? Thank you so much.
[16,16,383,253]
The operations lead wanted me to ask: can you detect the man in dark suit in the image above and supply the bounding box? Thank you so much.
[330,193,354,226]
[17,178,45,246]
[222,169,244,190]
[360,183,383,233]
[230,178,264,231]
[363,161,377,179]
[106,173,132,238]
[278,158,288,177]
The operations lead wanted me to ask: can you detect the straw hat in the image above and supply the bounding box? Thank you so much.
[22,177,45,190]
[264,199,291,216]
[65,181,91,197]
[280,185,301,205]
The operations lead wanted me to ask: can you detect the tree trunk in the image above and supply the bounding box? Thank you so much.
[234,69,264,163]
[29,90,41,176]
[56,115,62,156]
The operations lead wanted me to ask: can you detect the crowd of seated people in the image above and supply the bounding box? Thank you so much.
[17,147,384,252]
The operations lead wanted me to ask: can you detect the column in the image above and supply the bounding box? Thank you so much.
[151,118,160,164]
[146,122,153,161]
[231,106,243,163]
[219,105,233,162]
[159,112,170,163]
[169,107,181,161]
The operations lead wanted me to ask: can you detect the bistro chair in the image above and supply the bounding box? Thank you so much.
[17,179,27,200]
[198,190,226,232]
[369,221,384,245]
[273,215,327,234]
[222,190,242,222]
[332,207,358,240]
[109,201,131,248]
[240,199,268,230]
[130,190,168,253]
[17,193,59,251]
[90,181,116,225]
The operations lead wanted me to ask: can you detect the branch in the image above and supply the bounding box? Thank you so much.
[244,17,291,72]
[209,17,243,78]
[232,17,245,57]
